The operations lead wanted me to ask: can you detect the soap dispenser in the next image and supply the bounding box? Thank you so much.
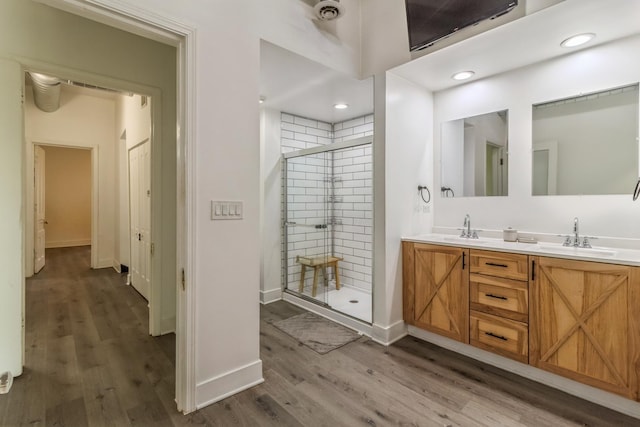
[503,227,518,242]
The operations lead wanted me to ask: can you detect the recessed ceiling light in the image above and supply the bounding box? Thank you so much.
[452,71,475,81]
[560,33,595,48]
[334,103,349,109]
[259,96,265,104]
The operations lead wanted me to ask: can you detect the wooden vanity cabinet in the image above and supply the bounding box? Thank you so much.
[403,241,640,401]
[529,256,640,400]
[403,242,469,343]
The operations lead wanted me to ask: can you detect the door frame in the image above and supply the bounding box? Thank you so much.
[32,0,198,413]
[22,61,166,338]
[26,141,99,272]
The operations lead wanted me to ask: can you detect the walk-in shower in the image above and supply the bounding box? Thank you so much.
[283,136,373,323]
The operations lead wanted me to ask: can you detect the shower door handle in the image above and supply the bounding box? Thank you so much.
[285,221,327,229]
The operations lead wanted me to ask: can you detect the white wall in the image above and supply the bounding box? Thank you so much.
[114,95,128,270]
[441,119,465,197]
[360,0,411,77]
[0,0,175,392]
[256,0,362,78]
[260,108,283,304]
[50,0,366,409]
[433,35,640,243]
[114,93,153,268]
[373,72,433,344]
[25,87,116,268]
[0,58,23,377]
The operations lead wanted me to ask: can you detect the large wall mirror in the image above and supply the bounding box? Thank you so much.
[441,110,509,197]
[532,84,639,196]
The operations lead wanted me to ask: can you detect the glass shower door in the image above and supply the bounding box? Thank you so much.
[283,151,331,305]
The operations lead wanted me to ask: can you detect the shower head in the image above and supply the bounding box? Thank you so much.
[314,0,345,21]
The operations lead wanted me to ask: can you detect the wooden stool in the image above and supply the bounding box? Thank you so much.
[296,255,342,297]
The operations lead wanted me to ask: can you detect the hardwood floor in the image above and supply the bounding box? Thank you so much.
[1,247,638,426]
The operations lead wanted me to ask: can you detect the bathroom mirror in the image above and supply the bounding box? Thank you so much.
[441,110,509,197]
[532,84,639,196]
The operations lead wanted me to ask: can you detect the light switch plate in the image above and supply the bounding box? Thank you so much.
[211,201,243,220]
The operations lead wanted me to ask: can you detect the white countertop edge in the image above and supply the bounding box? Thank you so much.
[402,234,640,267]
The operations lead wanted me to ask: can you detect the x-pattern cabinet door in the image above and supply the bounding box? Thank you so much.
[404,243,469,343]
[530,256,640,399]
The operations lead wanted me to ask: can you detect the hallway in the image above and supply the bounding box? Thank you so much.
[0,247,176,425]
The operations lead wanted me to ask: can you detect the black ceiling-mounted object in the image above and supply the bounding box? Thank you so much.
[405,0,518,52]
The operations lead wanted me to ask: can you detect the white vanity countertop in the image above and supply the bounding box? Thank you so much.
[402,234,640,267]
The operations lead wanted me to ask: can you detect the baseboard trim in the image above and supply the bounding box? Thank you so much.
[97,258,113,269]
[161,316,176,335]
[195,359,264,409]
[371,320,408,346]
[408,326,640,420]
[112,260,121,273]
[45,239,91,248]
[260,288,282,305]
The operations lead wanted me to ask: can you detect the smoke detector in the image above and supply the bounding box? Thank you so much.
[314,0,345,21]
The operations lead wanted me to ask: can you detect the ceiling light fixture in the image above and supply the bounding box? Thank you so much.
[560,33,595,48]
[259,96,265,104]
[334,103,348,109]
[452,71,475,81]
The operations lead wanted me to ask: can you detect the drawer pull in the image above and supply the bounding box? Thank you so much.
[485,262,508,268]
[485,293,508,301]
[485,332,508,341]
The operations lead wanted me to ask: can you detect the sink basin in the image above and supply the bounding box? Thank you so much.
[442,236,489,244]
[537,245,617,258]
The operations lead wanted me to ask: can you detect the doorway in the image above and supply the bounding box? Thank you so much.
[0,1,192,412]
[23,72,165,333]
[33,144,93,273]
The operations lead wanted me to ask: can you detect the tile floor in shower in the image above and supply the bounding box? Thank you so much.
[325,284,372,323]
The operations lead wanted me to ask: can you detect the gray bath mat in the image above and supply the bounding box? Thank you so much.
[273,312,360,354]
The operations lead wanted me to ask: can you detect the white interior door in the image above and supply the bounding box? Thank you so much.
[129,140,151,300]
[34,146,46,273]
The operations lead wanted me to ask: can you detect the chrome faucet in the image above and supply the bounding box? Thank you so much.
[464,214,471,237]
[459,214,478,238]
[562,217,595,248]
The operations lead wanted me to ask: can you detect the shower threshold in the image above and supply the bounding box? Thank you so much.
[283,288,373,337]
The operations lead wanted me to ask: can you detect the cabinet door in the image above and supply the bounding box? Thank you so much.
[404,243,469,343]
[530,256,640,399]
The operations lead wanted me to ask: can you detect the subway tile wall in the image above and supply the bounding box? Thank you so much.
[281,113,373,297]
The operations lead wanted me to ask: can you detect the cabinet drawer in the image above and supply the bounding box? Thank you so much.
[470,273,528,323]
[470,311,528,363]
[470,249,528,281]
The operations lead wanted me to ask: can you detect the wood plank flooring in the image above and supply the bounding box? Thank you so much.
[1,246,638,426]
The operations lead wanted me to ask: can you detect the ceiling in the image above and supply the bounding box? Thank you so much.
[392,0,640,92]
[260,41,373,124]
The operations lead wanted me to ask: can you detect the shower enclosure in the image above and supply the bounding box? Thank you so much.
[283,136,373,323]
